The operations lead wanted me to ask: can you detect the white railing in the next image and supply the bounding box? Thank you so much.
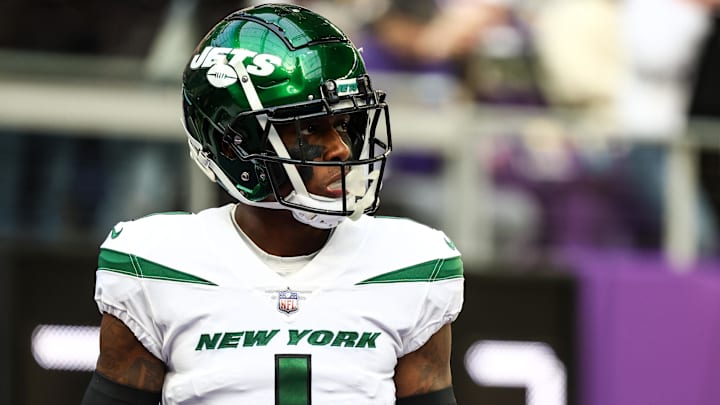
[1,71,717,268]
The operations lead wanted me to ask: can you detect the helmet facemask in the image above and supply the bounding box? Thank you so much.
[225,77,391,228]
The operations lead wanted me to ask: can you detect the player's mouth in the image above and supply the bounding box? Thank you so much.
[324,175,345,198]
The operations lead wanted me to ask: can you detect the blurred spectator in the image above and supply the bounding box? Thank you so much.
[0,1,249,244]
[499,0,720,257]
[357,0,546,105]
[362,0,507,72]
[533,0,621,119]
[616,0,719,255]
[486,1,641,254]
[490,122,669,253]
[616,0,709,138]
[352,0,550,232]
[687,3,720,250]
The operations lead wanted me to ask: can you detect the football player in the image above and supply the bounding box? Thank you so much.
[81,4,464,404]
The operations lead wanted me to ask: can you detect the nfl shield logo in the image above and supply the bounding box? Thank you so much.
[278,288,299,314]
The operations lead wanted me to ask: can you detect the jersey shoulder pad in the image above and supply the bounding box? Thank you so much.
[99,210,195,252]
[350,216,463,284]
[369,215,461,258]
[96,206,234,286]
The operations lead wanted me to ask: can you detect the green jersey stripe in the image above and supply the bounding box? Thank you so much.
[355,256,463,285]
[97,248,217,286]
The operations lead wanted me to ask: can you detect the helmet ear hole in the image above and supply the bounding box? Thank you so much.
[220,133,243,160]
[220,141,236,160]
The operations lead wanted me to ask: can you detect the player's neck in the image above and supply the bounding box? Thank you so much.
[233,203,332,257]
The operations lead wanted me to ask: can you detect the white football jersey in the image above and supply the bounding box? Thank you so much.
[94,204,464,405]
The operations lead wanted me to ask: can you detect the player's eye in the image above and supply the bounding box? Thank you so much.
[299,124,316,136]
[334,119,349,133]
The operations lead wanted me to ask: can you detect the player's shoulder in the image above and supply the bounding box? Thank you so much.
[99,204,232,252]
[338,215,462,283]
[366,215,436,231]
[341,215,463,289]
[95,205,235,288]
[362,215,460,257]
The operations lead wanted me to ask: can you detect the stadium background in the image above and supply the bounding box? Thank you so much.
[1,1,719,404]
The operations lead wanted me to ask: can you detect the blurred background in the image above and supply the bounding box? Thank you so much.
[1,0,719,404]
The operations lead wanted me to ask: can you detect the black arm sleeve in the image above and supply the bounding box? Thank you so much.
[80,372,161,405]
[396,386,457,405]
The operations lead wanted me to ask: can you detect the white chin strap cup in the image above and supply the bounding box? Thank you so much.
[287,169,381,229]
[291,210,346,229]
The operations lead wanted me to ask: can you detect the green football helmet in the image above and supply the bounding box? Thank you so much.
[182,4,392,228]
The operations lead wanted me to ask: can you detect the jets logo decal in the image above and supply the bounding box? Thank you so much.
[206,64,238,88]
[110,226,123,239]
[189,46,282,88]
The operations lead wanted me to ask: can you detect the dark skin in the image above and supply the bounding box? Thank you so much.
[93,115,454,397]
[95,314,165,391]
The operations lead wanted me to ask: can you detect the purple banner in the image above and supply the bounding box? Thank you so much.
[560,248,720,405]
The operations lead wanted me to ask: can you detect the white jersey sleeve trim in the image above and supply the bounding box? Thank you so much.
[96,301,164,361]
[400,278,464,356]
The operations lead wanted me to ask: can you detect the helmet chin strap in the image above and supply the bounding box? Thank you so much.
[291,207,346,229]
[346,169,380,220]
[346,131,380,220]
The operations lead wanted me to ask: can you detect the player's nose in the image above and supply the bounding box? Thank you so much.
[322,129,351,162]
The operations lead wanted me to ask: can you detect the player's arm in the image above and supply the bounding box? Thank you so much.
[81,313,166,405]
[394,323,457,405]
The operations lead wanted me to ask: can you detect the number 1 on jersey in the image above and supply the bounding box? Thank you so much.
[275,354,311,405]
